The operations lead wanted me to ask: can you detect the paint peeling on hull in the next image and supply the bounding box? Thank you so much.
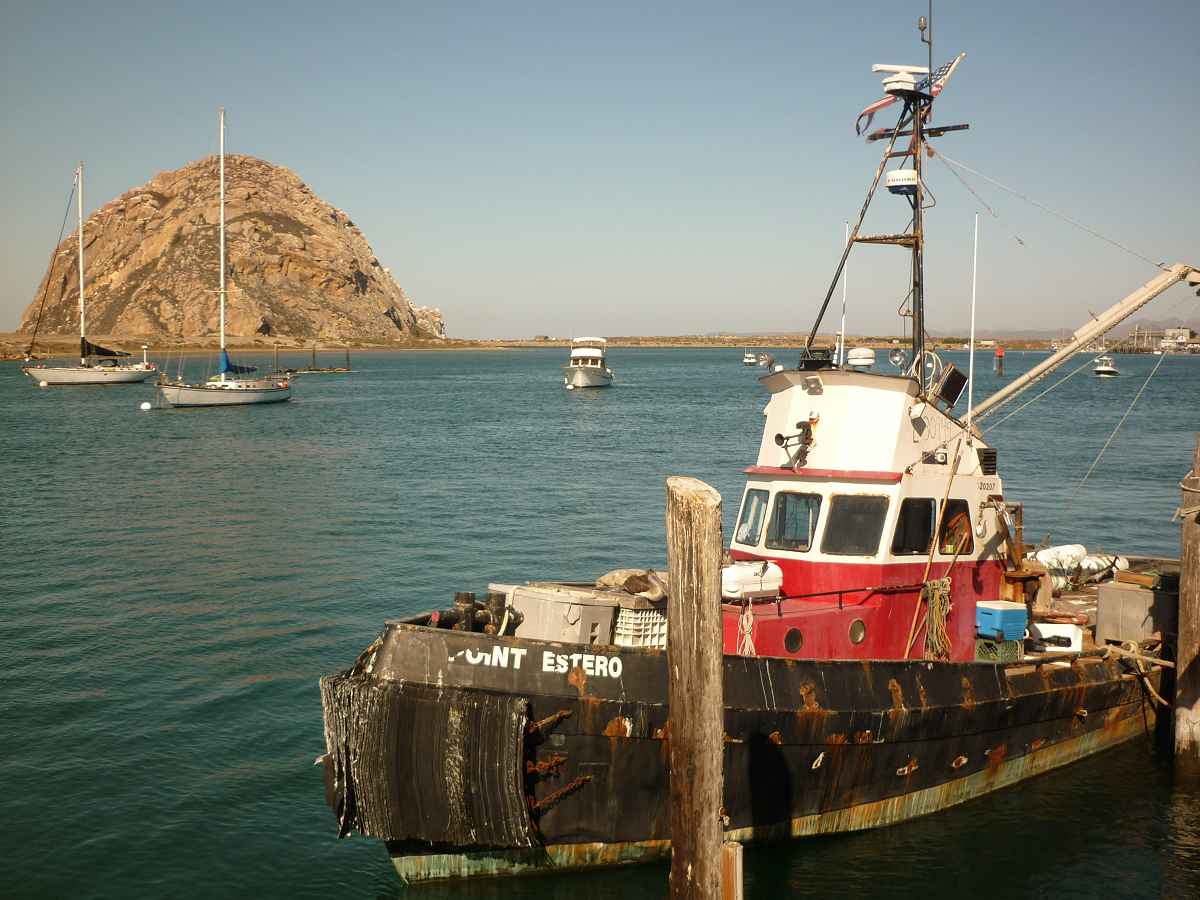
[319,625,1163,884]
[388,708,1150,883]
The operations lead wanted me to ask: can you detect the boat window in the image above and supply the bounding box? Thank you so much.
[765,492,822,552]
[939,499,974,555]
[734,489,770,546]
[891,498,934,555]
[821,495,889,556]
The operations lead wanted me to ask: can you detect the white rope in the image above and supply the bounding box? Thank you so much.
[737,603,757,657]
[930,149,1169,272]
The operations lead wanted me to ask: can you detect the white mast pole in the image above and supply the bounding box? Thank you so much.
[839,221,849,365]
[77,162,85,363]
[219,107,226,358]
[966,212,979,430]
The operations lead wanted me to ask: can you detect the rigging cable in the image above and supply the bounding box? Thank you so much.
[929,148,1169,272]
[25,182,80,357]
[1069,350,1168,501]
[981,353,1099,432]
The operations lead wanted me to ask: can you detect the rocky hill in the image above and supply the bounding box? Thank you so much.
[18,155,444,343]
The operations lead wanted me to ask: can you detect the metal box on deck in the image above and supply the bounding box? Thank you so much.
[1095,582,1177,645]
[976,600,1028,641]
[490,583,620,645]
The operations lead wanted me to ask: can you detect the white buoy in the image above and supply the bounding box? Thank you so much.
[39,380,48,388]
[565,384,575,391]
[139,401,152,411]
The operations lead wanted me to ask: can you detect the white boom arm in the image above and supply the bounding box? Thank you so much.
[973,263,1199,420]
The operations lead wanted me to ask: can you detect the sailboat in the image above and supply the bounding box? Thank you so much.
[21,164,158,385]
[157,109,291,407]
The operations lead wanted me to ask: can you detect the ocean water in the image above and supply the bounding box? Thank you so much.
[2,347,1199,899]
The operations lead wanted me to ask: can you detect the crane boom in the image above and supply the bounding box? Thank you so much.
[973,263,1199,421]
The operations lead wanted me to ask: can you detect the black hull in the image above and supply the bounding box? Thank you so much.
[319,623,1158,882]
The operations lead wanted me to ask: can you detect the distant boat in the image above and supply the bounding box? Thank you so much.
[757,352,771,368]
[291,344,352,375]
[157,109,291,407]
[563,337,613,389]
[21,163,157,386]
[742,349,757,366]
[1093,355,1120,377]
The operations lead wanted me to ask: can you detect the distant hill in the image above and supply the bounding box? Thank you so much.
[19,155,444,343]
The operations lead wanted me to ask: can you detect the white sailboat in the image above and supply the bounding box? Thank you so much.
[157,109,291,407]
[21,164,158,385]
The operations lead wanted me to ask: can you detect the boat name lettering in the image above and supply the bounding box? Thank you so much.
[449,646,530,669]
[542,651,623,679]
[979,480,997,492]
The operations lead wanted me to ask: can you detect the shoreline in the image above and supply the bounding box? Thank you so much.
[1,331,1067,361]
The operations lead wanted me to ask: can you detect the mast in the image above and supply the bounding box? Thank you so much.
[910,93,926,390]
[219,107,226,358]
[77,162,86,364]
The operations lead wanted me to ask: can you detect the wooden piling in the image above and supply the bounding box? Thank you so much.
[665,476,725,900]
[1176,435,1200,773]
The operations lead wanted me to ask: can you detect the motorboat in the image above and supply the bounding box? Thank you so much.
[1093,355,1120,377]
[563,337,613,389]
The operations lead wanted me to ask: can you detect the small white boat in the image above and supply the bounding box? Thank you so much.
[742,349,757,366]
[157,109,291,408]
[22,163,157,386]
[1093,355,1120,377]
[563,337,613,389]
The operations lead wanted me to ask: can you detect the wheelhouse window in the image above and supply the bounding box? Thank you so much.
[938,499,974,555]
[891,498,934,555]
[821,495,889,556]
[766,492,822,552]
[734,488,769,547]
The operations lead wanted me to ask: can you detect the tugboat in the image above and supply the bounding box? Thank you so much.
[318,21,1195,886]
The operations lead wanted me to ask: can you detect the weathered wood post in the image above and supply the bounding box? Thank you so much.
[665,476,726,900]
[1176,435,1200,773]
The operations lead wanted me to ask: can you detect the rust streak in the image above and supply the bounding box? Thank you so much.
[567,666,588,697]
[961,676,977,712]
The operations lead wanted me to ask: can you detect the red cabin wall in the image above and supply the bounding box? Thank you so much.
[724,549,1006,662]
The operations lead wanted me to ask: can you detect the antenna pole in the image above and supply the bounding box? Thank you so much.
[219,107,226,354]
[839,221,849,365]
[967,212,979,430]
[78,162,86,363]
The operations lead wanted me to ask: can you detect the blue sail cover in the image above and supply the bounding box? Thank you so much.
[219,349,257,375]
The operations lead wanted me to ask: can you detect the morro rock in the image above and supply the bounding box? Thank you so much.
[18,155,444,342]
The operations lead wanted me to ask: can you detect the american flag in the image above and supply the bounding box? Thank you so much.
[855,52,965,136]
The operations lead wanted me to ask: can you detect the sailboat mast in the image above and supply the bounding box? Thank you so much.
[219,107,226,354]
[78,162,86,364]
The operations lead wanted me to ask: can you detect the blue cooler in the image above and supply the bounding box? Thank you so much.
[976,600,1028,642]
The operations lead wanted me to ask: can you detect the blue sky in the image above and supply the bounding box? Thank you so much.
[1,1,1195,339]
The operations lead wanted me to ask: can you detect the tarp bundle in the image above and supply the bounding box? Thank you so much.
[81,337,129,358]
[218,349,257,375]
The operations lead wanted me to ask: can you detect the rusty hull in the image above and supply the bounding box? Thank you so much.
[318,623,1159,883]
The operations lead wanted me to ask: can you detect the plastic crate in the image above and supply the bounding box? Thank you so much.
[613,606,668,649]
[975,638,1022,663]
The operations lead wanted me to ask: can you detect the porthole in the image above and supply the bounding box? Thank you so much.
[849,619,867,645]
[784,628,803,654]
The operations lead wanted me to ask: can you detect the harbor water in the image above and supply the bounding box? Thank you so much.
[3,348,1199,898]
